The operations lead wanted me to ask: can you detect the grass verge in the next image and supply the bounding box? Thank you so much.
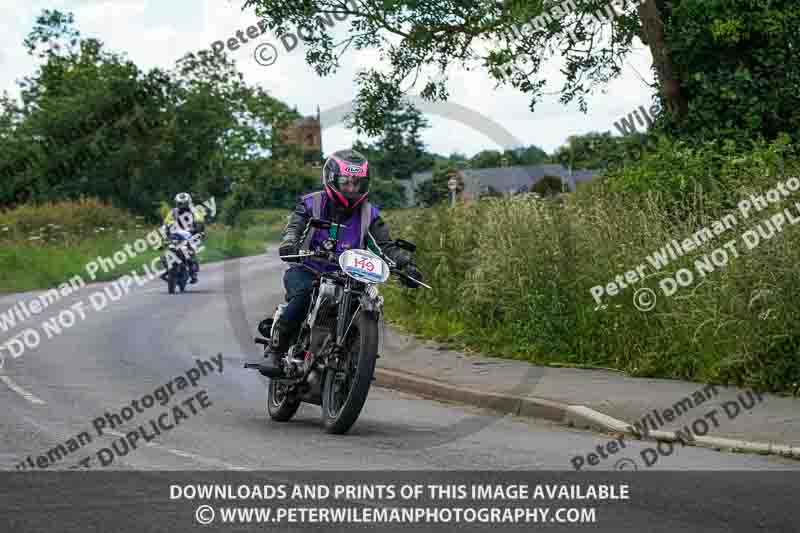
[0,201,285,293]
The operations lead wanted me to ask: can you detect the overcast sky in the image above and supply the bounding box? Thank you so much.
[1,0,658,157]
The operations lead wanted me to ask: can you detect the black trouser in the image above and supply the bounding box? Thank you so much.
[279,267,316,337]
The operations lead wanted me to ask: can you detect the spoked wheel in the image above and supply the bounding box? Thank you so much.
[266,377,302,422]
[321,312,378,434]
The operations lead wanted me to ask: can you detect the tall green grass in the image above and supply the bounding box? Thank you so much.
[380,148,800,393]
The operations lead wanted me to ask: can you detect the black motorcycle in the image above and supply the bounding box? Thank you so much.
[245,217,430,434]
[160,230,202,294]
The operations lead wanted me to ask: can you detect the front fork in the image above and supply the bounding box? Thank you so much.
[332,281,383,362]
[335,280,353,347]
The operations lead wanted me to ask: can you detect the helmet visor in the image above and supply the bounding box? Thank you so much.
[335,174,369,196]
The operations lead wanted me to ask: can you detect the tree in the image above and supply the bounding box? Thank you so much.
[223,156,319,221]
[471,150,504,169]
[551,131,652,171]
[240,0,800,144]
[354,100,434,180]
[1,9,295,216]
[369,177,408,208]
[513,145,549,165]
[448,152,469,163]
[414,161,459,207]
[469,145,549,168]
[530,175,565,197]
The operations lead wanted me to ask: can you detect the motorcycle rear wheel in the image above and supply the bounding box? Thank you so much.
[267,378,302,422]
[321,312,378,434]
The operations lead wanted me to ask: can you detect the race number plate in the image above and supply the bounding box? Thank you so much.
[339,249,389,284]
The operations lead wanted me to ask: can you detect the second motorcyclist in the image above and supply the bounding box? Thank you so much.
[162,192,205,284]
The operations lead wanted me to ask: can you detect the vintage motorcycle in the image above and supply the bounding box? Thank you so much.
[245,217,430,435]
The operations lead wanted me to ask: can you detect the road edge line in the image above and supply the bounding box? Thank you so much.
[373,367,800,461]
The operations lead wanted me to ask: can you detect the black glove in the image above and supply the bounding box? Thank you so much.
[279,244,299,262]
[403,264,423,288]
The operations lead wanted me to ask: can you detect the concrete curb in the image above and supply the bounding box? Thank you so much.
[373,367,800,461]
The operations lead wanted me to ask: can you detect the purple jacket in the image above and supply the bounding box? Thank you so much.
[279,190,413,274]
[302,192,379,273]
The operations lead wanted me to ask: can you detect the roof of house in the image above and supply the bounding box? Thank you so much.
[465,165,564,192]
[410,164,599,189]
[401,164,601,205]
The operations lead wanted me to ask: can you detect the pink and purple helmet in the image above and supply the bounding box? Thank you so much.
[322,149,370,211]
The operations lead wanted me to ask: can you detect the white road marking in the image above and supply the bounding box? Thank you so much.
[104,429,246,470]
[0,374,46,405]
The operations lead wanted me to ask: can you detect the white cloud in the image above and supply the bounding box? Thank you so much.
[2,0,657,156]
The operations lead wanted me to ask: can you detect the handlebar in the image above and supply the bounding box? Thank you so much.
[281,250,432,289]
[281,250,334,262]
[389,267,431,289]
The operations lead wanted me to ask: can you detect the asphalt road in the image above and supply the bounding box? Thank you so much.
[1,253,797,473]
[2,253,800,532]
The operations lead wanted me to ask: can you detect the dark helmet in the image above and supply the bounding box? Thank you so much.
[322,149,370,211]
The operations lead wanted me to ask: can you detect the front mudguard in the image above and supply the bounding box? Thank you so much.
[358,292,383,358]
[359,287,384,315]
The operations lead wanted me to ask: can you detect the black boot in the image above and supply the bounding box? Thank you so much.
[259,322,293,378]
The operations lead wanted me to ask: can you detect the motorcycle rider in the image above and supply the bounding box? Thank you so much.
[260,149,423,377]
[162,192,205,284]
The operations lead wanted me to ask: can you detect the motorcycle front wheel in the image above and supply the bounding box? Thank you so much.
[178,267,187,293]
[321,311,379,435]
[167,267,177,294]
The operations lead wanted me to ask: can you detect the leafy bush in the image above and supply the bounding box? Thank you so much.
[221,159,319,225]
[601,134,800,217]
[530,175,565,196]
[662,0,800,142]
[0,196,141,244]
[369,177,408,208]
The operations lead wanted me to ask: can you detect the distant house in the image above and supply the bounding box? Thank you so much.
[404,164,599,207]
[272,107,323,167]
